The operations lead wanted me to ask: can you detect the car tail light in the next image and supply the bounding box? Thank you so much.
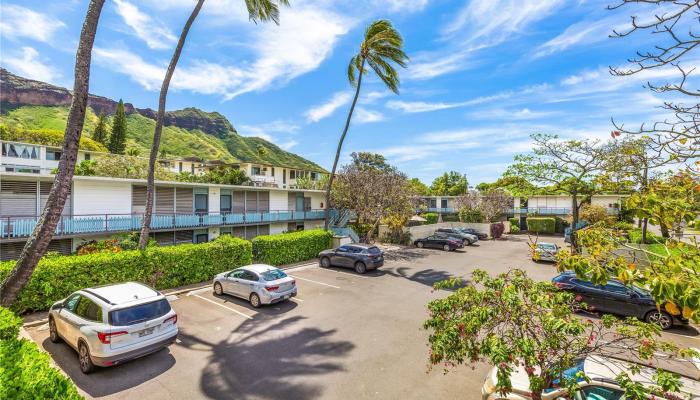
[265,285,280,292]
[164,314,178,325]
[97,330,128,344]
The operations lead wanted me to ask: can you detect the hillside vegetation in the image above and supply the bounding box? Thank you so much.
[0,105,325,171]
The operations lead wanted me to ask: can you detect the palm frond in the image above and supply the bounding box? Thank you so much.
[348,19,407,92]
[245,0,290,24]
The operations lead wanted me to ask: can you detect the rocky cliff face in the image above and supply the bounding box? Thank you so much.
[0,68,237,136]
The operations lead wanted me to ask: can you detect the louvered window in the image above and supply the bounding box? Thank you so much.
[0,180,37,216]
[41,182,71,216]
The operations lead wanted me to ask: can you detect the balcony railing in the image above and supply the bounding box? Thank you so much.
[511,207,620,215]
[425,207,456,213]
[0,209,326,239]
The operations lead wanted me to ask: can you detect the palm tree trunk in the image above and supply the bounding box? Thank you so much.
[324,58,365,231]
[139,0,205,249]
[0,0,106,307]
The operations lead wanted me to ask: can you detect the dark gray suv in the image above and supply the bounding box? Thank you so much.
[318,244,384,274]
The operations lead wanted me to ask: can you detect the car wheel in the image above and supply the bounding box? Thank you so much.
[443,244,450,251]
[416,242,424,248]
[213,282,223,295]
[645,310,673,330]
[78,341,95,374]
[354,262,367,274]
[320,257,331,268]
[49,317,62,343]
[250,293,261,308]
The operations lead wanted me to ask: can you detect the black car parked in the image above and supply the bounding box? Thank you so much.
[414,235,463,251]
[552,272,687,330]
[457,227,488,240]
[318,244,384,274]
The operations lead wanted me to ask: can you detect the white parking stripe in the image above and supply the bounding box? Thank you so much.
[186,287,210,296]
[317,268,370,279]
[289,275,340,289]
[193,294,254,319]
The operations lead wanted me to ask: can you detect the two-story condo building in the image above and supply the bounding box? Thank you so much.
[0,140,328,261]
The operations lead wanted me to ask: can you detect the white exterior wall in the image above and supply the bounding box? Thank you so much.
[209,187,220,213]
[269,191,288,211]
[304,220,323,230]
[73,180,132,215]
[209,227,220,241]
[307,192,325,210]
[270,222,287,234]
[591,195,624,208]
[527,196,574,209]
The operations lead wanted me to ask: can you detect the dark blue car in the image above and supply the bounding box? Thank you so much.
[552,271,687,330]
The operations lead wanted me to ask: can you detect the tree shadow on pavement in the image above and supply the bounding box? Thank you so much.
[383,247,432,262]
[40,337,176,397]
[384,267,469,290]
[179,314,355,400]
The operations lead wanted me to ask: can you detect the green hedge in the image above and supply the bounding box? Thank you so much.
[252,229,332,266]
[526,217,556,234]
[0,307,82,399]
[0,235,252,313]
[508,217,520,233]
[0,307,21,341]
[423,213,438,224]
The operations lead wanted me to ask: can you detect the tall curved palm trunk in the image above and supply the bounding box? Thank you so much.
[323,19,407,231]
[0,0,106,306]
[324,60,365,230]
[138,0,205,249]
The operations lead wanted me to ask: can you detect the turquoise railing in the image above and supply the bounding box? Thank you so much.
[1,209,327,239]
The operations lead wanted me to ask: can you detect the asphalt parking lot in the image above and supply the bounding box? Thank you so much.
[26,235,700,400]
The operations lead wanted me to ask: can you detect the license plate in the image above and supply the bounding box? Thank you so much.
[139,328,155,337]
[284,295,290,300]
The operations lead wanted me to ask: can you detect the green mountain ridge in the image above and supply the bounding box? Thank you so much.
[0,69,326,172]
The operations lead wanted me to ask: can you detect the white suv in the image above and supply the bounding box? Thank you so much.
[48,282,178,374]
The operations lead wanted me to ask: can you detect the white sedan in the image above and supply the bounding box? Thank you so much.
[212,264,297,307]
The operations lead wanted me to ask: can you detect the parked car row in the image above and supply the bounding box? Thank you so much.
[413,227,488,251]
[49,243,391,375]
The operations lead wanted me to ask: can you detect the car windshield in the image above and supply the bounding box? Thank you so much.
[261,269,287,281]
[544,360,585,392]
[109,299,171,326]
[538,244,557,251]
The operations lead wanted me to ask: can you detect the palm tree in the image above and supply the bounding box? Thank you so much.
[323,20,408,230]
[138,0,290,249]
[0,0,106,306]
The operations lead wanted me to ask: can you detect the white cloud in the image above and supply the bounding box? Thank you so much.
[408,0,564,80]
[95,5,354,100]
[384,0,430,13]
[2,47,58,82]
[239,120,301,149]
[443,0,564,40]
[354,108,385,124]
[471,108,556,120]
[0,4,64,43]
[304,91,352,123]
[113,0,177,50]
[386,93,511,113]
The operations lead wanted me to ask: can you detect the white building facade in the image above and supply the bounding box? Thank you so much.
[0,141,329,261]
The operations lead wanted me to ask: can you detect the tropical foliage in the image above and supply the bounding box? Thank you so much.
[429,171,468,196]
[0,124,106,152]
[107,99,127,154]
[175,166,249,185]
[72,156,175,180]
[425,269,695,400]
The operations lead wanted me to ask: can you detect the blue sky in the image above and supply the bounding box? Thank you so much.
[0,0,690,185]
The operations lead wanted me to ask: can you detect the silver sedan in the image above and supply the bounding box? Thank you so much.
[212,264,297,307]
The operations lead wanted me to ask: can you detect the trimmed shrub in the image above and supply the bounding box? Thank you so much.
[508,217,520,233]
[490,222,505,239]
[0,235,252,313]
[423,213,438,224]
[0,306,82,399]
[0,307,22,341]
[459,207,484,223]
[252,229,332,266]
[526,217,556,234]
